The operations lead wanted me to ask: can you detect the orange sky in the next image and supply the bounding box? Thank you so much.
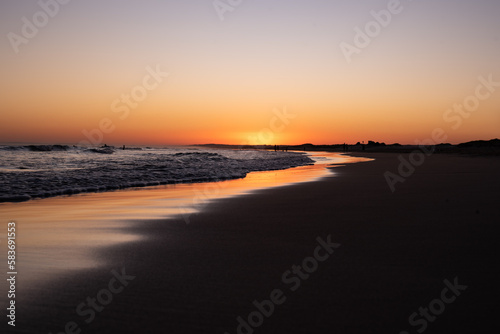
[1,0,499,146]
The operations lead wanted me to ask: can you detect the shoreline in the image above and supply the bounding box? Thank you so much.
[0,147,314,204]
[2,152,499,333]
[0,152,366,298]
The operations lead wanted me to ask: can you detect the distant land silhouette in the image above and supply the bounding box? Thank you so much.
[200,138,500,156]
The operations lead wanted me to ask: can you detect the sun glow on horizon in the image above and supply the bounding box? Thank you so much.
[0,1,499,146]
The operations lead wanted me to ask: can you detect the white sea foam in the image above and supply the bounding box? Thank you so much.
[0,146,313,202]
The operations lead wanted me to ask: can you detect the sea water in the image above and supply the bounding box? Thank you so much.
[0,145,313,202]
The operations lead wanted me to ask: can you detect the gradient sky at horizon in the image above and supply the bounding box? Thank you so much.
[0,0,499,145]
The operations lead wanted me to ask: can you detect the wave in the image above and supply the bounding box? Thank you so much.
[0,148,313,203]
[0,145,74,152]
[85,147,115,154]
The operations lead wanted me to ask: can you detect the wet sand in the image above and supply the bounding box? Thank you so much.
[2,152,500,333]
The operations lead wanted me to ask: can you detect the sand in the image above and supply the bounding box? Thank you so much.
[5,152,500,333]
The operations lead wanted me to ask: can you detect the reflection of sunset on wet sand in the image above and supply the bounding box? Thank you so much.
[1,0,499,333]
[0,152,367,286]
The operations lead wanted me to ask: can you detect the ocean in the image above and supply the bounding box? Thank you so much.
[0,145,313,203]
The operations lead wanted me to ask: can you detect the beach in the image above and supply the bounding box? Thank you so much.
[3,1,500,332]
[1,152,499,333]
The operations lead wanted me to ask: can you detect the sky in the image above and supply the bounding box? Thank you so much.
[0,0,499,146]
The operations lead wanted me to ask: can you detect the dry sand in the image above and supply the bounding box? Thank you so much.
[10,153,500,333]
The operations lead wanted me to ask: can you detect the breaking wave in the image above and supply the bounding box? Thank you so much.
[0,146,313,202]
